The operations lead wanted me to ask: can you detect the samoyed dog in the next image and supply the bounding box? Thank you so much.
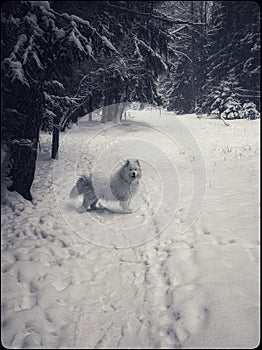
[70,159,142,213]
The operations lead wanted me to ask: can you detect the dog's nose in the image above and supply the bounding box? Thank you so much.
[132,172,136,177]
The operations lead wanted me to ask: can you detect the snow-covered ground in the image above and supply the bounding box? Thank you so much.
[1,110,260,348]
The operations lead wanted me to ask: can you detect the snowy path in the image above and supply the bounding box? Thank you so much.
[1,111,260,348]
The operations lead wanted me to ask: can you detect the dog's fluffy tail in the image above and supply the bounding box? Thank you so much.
[69,185,78,199]
[69,175,91,198]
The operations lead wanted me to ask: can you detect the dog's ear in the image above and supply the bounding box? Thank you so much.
[135,159,140,166]
[125,159,130,166]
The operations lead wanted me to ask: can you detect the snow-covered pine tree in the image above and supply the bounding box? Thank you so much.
[53,0,174,127]
[2,1,47,200]
[200,1,260,114]
[1,1,119,200]
[242,102,260,120]
[207,72,242,118]
[220,98,243,120]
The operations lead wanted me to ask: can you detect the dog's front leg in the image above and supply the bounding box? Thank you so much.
[90,199,98,210]
[83,194,97,210]
[120,200,132,213]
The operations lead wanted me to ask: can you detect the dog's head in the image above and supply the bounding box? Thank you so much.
[124,159,142,180]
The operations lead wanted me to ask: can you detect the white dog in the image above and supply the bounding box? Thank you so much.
[70,159,142,213]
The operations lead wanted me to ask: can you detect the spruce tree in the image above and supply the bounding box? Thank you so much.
[200,1,260,114]
[1,1,118,199]
[1,1,175,199]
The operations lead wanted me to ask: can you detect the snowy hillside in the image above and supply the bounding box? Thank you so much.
[1,110,260,348]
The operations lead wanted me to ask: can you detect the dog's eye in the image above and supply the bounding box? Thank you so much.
[130,169,132,171]
[134,168,137,171]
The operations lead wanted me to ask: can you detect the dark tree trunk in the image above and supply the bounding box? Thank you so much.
[102,93,115,122]
[115,91,126,122]
[7,143,37,201]
[191,1,196,112]
[52,107,61,159]
[51,129,59,159]
[101,95,108,123]
[51,116,60,159]
[6,82,43,201]
[101,104,107,123]
[114,102,120,120]
[88,98,93,121]
[107,103,114,121]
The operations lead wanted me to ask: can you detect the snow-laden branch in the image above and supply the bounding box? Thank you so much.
[49,8,119,55]
[49,9,100,38]
[236,94,261,99]
[135,37,168,70]
[235,88,260,94]
[2,58,30,87]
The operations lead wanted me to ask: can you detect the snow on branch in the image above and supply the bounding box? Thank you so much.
[30,1,50,10]
[45,80,65,91]
[2,58,29,87]
[135,37,167,70]
[70,14,91,27]
[64,24,95,59]
[13,34,27,54]
[5,108,28,120]
[250,66,260,75]
[10,138,36,148]
[101,36,119,53]
[21,36,44,70]
[134,40,143,62]
[68,30,85,51]
[169,25,188,36]
[49,9,97,34]
[49,8,118,56]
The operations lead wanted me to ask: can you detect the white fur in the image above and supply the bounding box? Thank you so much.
[70,159,142,213]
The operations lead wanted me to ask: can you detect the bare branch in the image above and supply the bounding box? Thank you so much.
[220,114,231,126]
[98,2,206,26]
[170,25,188,35]
[168,45,192,62]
